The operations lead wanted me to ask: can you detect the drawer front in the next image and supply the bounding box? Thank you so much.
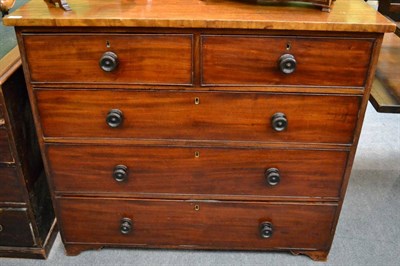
[0,167,24,202]
[36,90,360,144]
[202,35,373,87]
[0,129,13,163]
[47,145,347,198]
[23,34,193,85]
[59,198,336,250]
[0,208,35,247]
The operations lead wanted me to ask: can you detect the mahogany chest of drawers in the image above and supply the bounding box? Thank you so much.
[4,0,395,261]
[0,47,57,259]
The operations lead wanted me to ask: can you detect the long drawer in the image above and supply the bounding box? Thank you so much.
[36,90,360,144]
[0,129,13,163]
[202,35,373,87]
[47,145,347,199]
[23,34,193,85]
[0,166,24,202]
[0,208,35,247]
[58,198,336,250]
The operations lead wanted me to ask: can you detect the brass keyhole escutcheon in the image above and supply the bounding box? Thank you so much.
[195,151,200,158]
[194,97,200,105]
[194,205,200,211]
[106,40,111,48]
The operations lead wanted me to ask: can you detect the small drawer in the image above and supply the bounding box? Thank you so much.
[23,34,193,85]
[0,166,24,202]
[0,208,35,247]
[59,197,336,250]
[47,145,347,199]
[0,129,13,163]
[201,35,374,87]
[36,90,360,144]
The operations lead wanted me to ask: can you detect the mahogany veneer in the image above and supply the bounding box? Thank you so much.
[47,145,348,199]
[23,34,193,85]
[201,35,374,87]
[35,90,360,143]
[58,198,337,250]
[4,0,395,261]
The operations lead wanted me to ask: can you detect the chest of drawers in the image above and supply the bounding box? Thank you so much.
[0,47,57,258]
[4,0,395,261]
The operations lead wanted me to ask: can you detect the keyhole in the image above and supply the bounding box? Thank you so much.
[194,97,200,105]
[194,205,200,211]
[106,40,111,48]
[286,42,291,51]
[195,151,200,158]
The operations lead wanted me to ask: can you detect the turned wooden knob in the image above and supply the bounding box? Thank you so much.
[259,222,273,239]
[265,168,280,186]
[120,218,133,235]
[99,51,119,72]
[278,54,296,74]
[271,112,287,132]
[113,165,128,182]
[106,109,123,128]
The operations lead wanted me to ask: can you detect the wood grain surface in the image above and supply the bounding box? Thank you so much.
[370,32,400,113]
[202,35,373,87]
[3,0,395,32]
[46,144,347,199]
[35,90,361,144]
[58,197,336,250]
[23,34,193,85]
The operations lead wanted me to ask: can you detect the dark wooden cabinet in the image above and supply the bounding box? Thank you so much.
[378,0,400,21]
[4,0,395,262]
[0,48,57,259]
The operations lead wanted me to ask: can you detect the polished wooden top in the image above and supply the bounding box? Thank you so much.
[370,32,400,113]
[3,0,395,32]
